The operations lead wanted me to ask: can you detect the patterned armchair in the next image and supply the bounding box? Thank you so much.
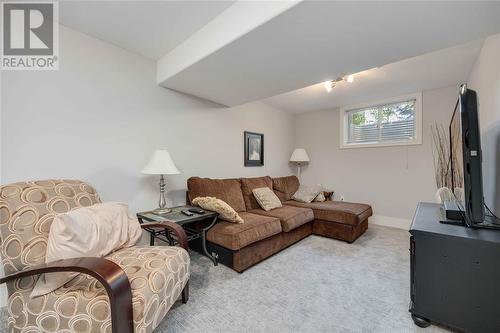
[0,180,190,333]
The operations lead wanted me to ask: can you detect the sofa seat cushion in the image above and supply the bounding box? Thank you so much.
[240,176,273,210]
[284,200,372,226]
[250,205,314,232]
[207,212,282,250]
[272,175,300,202]
[187,177,246,212]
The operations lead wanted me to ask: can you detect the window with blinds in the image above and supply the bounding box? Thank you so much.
[340,94,422,148]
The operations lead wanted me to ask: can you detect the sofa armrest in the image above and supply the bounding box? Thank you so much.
[140,222,188,250]
[0,257,133,333]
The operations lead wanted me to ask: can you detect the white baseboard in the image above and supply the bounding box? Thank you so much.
[369,215,411,230]
[0,284,7,307]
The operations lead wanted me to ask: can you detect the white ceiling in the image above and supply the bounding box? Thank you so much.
[263,39,484,113]
[159,1,500,106]
[57,1,500,110]
[58,1,234,60]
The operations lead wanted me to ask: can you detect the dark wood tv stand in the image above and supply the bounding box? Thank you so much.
[410,202,500,333]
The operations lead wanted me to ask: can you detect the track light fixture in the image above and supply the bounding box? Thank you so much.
[324,80,335,92]
[324,74,354,92]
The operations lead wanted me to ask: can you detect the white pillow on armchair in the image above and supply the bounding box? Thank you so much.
[31,202,142,297]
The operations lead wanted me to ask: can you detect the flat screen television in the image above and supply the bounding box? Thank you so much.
[449,85,484,224]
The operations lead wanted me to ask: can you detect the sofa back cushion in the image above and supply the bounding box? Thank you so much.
[187,177,246,212]
[272,175,300,202]
[240,176,273,210]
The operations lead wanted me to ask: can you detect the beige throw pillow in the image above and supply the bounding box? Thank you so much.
[252,187,282,211]
[314,192,326,202]
[292,185,323,203]
[31,202,142,298]
[192,197,244,223]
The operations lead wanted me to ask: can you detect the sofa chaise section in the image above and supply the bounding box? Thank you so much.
[285,200,371,243]
[274,175,372,243]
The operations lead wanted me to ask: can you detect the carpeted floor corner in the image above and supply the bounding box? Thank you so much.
[0,225,453,332]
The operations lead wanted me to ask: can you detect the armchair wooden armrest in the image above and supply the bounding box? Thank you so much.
[140,222,188,250]
[0,257,133,333]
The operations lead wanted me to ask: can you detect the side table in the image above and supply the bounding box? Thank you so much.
[137,206,219,265]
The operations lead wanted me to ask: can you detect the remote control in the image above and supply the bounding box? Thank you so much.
[189,208,205,214]
[181,210,194,216]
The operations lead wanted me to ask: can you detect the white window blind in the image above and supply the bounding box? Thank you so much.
[344,98,418,147]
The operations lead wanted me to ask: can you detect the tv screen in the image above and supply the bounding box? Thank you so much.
[450,102,465,204]
[449,86,484,224]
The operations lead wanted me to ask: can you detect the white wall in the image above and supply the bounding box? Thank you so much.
[1,24,295,214]
[467,33,500,215]
[294,86,459,225]
[0,24,295,307]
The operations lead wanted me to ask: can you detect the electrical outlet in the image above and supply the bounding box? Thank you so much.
[340,195,344,201]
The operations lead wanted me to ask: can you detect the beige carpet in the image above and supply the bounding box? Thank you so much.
[0,225,454,332]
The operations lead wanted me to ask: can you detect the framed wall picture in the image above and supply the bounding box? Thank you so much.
[244,131,264,166]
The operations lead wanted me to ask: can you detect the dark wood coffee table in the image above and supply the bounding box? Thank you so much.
[137,206,219,265]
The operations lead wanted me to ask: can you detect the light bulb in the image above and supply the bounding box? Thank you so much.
[324,81,333,92]
[346,75,354,83]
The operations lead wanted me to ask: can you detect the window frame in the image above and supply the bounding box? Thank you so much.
[339,92,423,149]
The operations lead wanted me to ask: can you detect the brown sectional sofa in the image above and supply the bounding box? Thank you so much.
[187,175,372,272]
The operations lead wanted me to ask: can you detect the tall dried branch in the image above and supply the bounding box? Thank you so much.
[430,123,452,189]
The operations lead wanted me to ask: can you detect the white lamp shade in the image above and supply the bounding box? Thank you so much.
[141,150,180,175]
[290,148,310,162]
